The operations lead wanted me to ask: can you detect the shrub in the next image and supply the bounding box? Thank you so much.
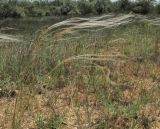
[52,0,63,6]
[78,0,93,15]
[45,12,50,16]
[114,0,133,12]
[156,3,160,14]
[132,0,153,14]
[60,1,73,15]
[52,7,62,16]
[0,4,21,18]
[24,5,45,17]
[95,0,106,15]
[24,5,36,17]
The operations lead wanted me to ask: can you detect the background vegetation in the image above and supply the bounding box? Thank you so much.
[0,0,160,19]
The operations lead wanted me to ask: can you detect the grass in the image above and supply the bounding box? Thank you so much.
[0,17,160,129]
[35,112,65,129]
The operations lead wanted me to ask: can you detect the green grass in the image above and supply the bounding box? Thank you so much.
[1,21,159,85]
[36,113,65,129]
[0,19,160,129]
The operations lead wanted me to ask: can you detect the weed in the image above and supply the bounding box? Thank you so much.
[36,114,46,129]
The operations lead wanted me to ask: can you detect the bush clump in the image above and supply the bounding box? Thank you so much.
[132,0,153,14]
[0,4,21,18]
[0,0,159,19]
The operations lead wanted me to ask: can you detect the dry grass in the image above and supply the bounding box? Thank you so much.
[0,14,160,129]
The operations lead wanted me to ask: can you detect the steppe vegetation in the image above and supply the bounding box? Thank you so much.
[0,0,160,129]
[1,0,160,18]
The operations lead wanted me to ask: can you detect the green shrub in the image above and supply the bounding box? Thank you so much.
[156,3,160,14]
[0,4,21,18]
[78,0,93,15]
[113,0,133,12]
[119,0,133,12]
[52,7,62,16]
[95,0,106,15]
[132,0,153,14]
[60,3,72,15]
